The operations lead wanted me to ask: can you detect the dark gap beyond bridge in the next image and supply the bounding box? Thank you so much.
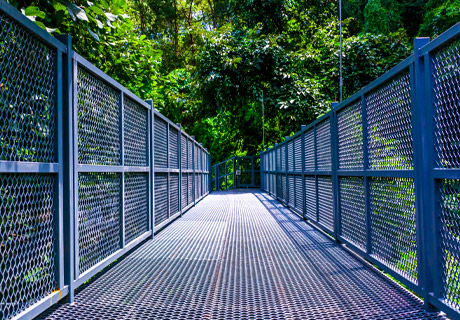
[40,190,443,320]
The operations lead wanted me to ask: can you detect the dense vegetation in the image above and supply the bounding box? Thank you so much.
[9,0,460,162]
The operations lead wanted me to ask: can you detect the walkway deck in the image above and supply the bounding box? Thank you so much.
[41,190,444,319]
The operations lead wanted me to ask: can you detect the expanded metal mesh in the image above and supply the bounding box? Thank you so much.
[154,173,168,225]
[124,98,148,167]
[305,176,316,221]
[77,68,120,166]
[438,179,460,309]
[170,174,179,215]
[316,120,331,171]
[294,175,302,212]
[41,191,441,320]
[294,137,302,172]
[366,71,413,170]
[432,40,460,169]
[339,177,366,249]
[0,174,56,320]
[304,129,315,171]
[78,172,121,273]
[338,100,363,170]
[369,177,417,283]
[154,117,167,168]
[0,13,56,163]
[124,173,148,244]
[169,127,178,169]
[318,176,333,231]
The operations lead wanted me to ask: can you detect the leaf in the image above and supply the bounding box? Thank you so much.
[88,28,100,41]
[46,27,57,33]
[25,6,46,19]
[88,6,104,15]
[95,19,104,29]
[104,12,117,21]
[34,21,47,30]
[67,3,88,22]
[53,2,67,12]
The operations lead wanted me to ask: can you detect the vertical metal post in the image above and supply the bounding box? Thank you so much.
[411,37,434,310]
[423,41,443,308]
[54,43,64,291]
[178,124,182,216]
[314,125,319,223]
[301,125,307,220]
[361,94,371,254]
[167,123,170,217]
[285,138,289,204]
[331,102,340,241]
[71,56,80,283]
[56,34,75,303]
[146,100,154,234]
[119,91,125,248]
[234,157,236,189]
[192,136,196,205]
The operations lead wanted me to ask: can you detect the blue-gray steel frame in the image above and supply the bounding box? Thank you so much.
[211,156,261,191]
[261,24,460,320]
[0,2,210,319]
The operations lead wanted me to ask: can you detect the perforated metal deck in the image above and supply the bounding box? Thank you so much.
[40,190,444,319]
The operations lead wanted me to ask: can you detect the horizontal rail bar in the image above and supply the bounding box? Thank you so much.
[0,161,59,173]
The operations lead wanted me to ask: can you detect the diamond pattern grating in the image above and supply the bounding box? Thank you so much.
[40,190,443,320]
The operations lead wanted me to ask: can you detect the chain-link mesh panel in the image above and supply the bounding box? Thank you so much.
[316,120,331,171]
[281,174,286,201]
[78,173,121,273]
[154,173,168,226]
[338,101,363,170]
[432,41,460,169]
[181,135,187,169]
[340,177,366,249]
[124,98,148,167]
[294,136,302,172]
[0,14,56,163]
[188,140,193,170]
[170,174,179,215]
[305,176,316,220]
[370,177,417,283]
[0,174,56,319]
[124,173,148,244]
[77,68,120,165]
[169,127,179,169]
[318,177,333,231]
[438,179,460,309]
[181,174,188,209]
[366,71,413,170]
[304,129,315,171]
[188,174,193,205]
[154,116,167,169]
[288,175,295,207]
[294,175,303,213]
[287,141,293,172]
[280,145,285,171]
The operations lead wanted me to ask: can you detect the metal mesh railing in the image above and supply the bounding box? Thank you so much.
[261,25,460,318]
[0,4,63,319]
[0,2,211,318]
[211,156,260,191]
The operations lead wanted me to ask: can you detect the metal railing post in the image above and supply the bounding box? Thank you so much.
[361,94,371,254]
[301,125,307,220]
[413,37,438,311]
[192,136,196,205]
[284,138,289,204]
[119,91,125,248]
[178,124,182,216]
[146,100,154,236]
[56,34,75,303]
[331,102,340,241]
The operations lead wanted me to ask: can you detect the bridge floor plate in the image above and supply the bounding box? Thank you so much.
[41,190,444,319]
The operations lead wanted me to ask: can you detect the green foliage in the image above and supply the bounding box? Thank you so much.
[12,0,460,163]
[419,0,460,37]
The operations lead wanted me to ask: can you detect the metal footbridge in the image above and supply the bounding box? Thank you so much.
[40,190,441,320]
